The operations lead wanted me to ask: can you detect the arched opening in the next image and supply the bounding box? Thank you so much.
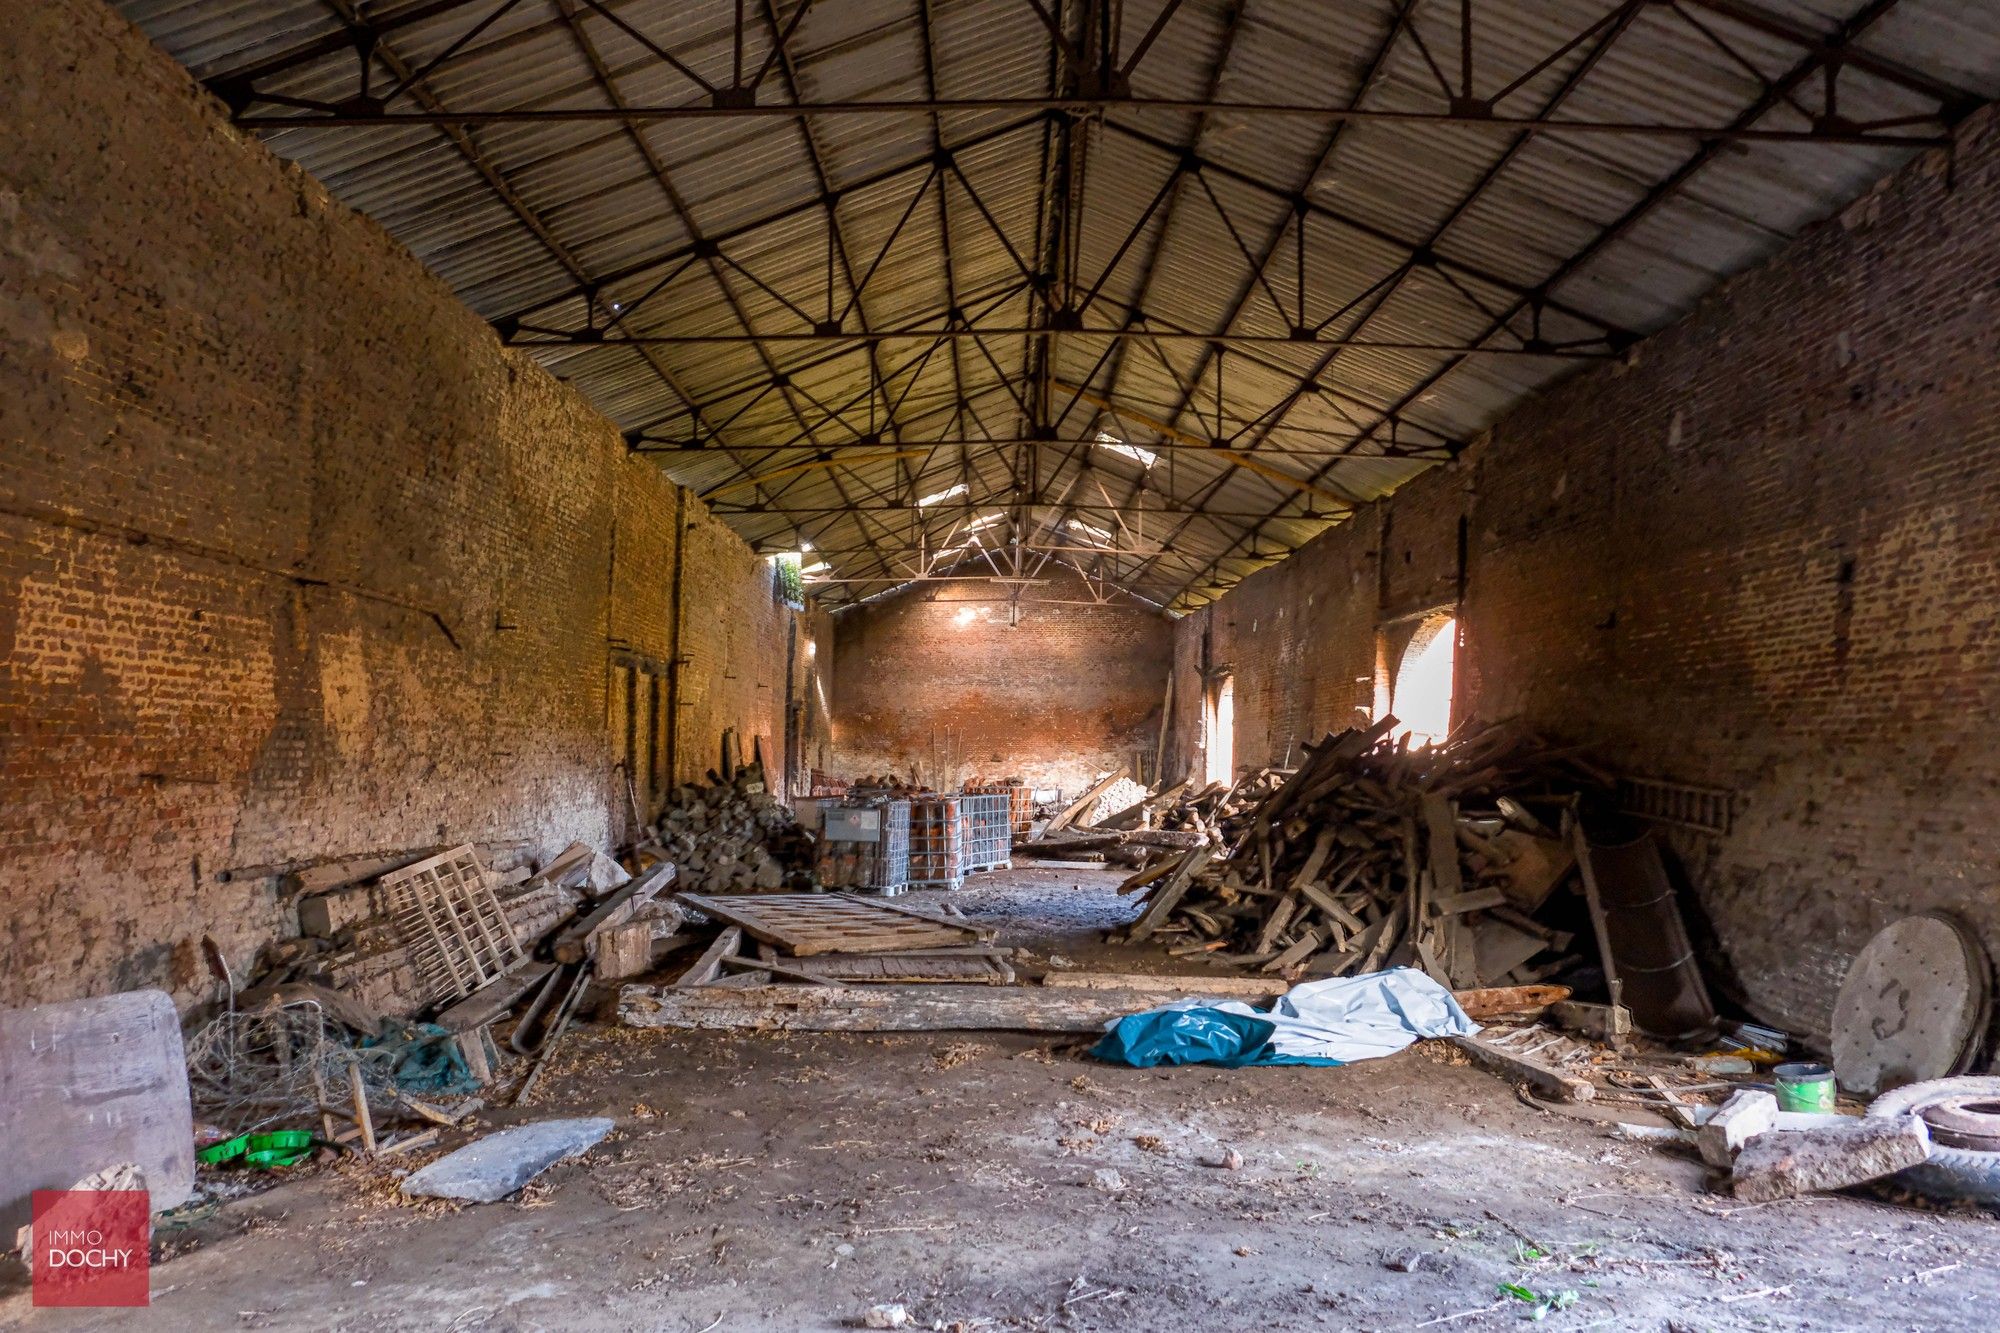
[1386,613,1456,747]
[1204,674,1235,785]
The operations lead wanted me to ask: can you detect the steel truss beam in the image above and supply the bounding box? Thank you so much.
[508,327,1614,355]
[206,0,1980,609]
[1159,0,1939,611]
[228,97,1947,146]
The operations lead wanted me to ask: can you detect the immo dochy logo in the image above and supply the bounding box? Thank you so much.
[31,1189,151,1307]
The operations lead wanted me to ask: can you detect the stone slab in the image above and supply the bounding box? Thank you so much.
[401,1118,613,1203]
[1832,913,1988,1097]
[1731,1115,1931,1202]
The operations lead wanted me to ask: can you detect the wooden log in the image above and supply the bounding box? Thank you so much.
[619,982,1208,1033]
[1449,984,1572,1020]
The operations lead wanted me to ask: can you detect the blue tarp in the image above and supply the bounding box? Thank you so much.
[1090,968,1478,1069]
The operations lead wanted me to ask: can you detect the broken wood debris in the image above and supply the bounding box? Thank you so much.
[1108,720,1606,991]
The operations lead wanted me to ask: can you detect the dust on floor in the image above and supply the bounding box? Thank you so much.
[3,866,1995,1332]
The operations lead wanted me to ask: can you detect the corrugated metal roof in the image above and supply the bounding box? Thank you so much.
[116,0,2000,609]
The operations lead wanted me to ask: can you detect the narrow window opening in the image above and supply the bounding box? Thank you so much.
[1204,674,1235,785]
[1381,613,1456,746]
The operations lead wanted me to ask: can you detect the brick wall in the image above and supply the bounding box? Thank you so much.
[831,569,1173,795]
[0,0,825,1009]
[1171,108,2000,1041]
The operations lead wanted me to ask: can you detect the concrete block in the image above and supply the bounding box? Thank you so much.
[1698,1089,1779,1167]
[1731,1115,1930,1202]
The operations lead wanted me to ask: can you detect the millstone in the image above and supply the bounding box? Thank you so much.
[1831,913,1989,1097]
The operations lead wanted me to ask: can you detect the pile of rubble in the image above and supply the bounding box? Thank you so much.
[652,761,815,893]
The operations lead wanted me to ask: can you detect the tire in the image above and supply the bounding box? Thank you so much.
[1867,1076,2000,1205]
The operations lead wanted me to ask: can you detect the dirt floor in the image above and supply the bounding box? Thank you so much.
[5,864,1998,1331]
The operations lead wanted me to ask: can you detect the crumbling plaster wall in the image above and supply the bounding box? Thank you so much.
[1171,107,2000,1041]
[0,0,825,1009]
[830,569,1173,794]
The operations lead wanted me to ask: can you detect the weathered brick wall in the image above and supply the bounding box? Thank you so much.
[831,570,1173,794]
[0,0,823,1009]
[1172,109,2000,1040]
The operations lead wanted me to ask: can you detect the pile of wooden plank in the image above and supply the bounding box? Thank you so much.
[670,892,1015,986]
[1113,720,1610,990]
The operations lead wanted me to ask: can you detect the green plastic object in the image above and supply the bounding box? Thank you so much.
[244,1130,315,1169]
[197,1134,249,1166]
[248,1131,314,1153]
[1775,1061,1837,1113]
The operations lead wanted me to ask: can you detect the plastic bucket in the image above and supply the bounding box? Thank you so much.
[1774,1061,1837,1112]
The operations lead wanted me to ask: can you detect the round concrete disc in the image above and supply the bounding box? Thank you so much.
[1832,913,1990,1097]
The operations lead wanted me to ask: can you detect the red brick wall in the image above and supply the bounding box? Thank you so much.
[0,0,824,1009]
[831,570,1173,794]
[1172,109,2000,1041]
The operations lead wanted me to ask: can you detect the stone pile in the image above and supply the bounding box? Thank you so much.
[655,763,816,893]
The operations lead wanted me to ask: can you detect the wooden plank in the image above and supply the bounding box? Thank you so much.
[1567,813,1624,1012]
[1450,1034,1595,1103]
[433,960,555,1033]
[675,927,743,986]
[1116,854,1182,897]
[347,1061,378,1154]
[1038,972,1281,998]
[1042,769,1124,835]
[1252,892,1298,954]
[553,862,676,964]
[837,893,997,940]
[621,982,1218,1033]
[719,954,846,986]
[1126,845,1214,941]
[1263,928,1323,973]
[1433,887,1508,916]
[790,952,1015,984]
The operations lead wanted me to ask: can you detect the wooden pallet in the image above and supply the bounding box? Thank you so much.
[677,892,994,957]
[382,845,524,1004]
[785,948,1016,985]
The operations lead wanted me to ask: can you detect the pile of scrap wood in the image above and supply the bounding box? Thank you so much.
[652,761,815,893]
[1014,768,1202,862]
[241,841,683,1095]
[1111,719,1612,990]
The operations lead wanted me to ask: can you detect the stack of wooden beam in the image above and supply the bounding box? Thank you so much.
[1113,720,1609,989]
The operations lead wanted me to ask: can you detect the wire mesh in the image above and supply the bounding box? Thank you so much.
[907,796,964,890]
[958,792,1012,873]
[813,798,910,893]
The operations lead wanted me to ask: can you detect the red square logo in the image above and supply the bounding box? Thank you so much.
[30,1189,151,1307]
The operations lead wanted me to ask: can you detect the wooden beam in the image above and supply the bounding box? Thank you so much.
[621,981,1222,1032]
